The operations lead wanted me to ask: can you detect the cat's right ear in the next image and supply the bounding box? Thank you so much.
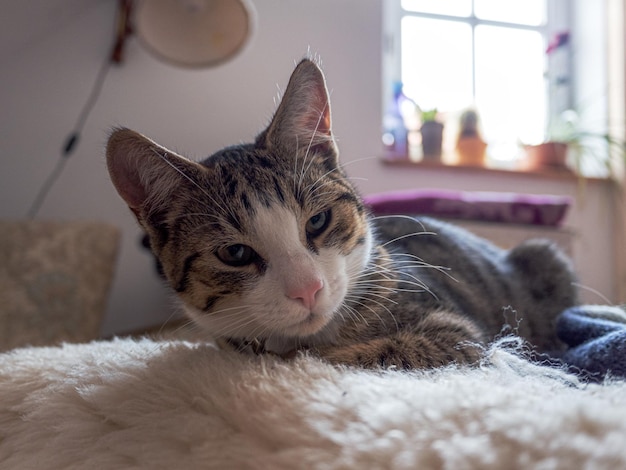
[259,59,337,157]
[106,128,201,220]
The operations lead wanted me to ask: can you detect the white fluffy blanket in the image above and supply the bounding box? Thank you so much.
[2,338,626,469]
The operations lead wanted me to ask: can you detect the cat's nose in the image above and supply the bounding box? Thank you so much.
[287,278,324,310]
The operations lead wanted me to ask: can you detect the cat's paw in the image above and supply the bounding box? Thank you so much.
[317,343,415,369]
[315,334,482,370]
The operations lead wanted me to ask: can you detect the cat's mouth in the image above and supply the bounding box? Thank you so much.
[282,310,332,338]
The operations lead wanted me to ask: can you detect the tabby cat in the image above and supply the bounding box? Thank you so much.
[106,59,578,369]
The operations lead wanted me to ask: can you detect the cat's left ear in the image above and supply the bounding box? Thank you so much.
[106,128,205,223]
[259,59,337,160]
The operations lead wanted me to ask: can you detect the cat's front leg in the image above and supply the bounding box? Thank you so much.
[314,312,485,370]
[314,334,482,370]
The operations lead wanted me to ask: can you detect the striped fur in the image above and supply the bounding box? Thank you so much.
[106,59,578,369]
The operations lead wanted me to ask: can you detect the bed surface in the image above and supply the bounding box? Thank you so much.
[2,337,626,469]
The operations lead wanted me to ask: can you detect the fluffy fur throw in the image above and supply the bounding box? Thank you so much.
[2,338,626,469]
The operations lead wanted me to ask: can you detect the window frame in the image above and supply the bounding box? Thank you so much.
[382,0,574,165]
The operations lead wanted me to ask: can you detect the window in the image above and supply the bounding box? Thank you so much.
[383,0,583,169]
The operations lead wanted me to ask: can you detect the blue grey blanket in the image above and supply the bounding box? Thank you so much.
[556,305,626,381]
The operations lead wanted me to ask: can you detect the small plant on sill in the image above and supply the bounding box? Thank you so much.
[558,110,625,179]
[420,108,443,161]
[527,31,626,179]
[455,108,487,167]
[421,108,438,122]
[527,109,626,179]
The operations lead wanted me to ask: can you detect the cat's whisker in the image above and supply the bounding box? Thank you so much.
[400,282,439,300]
[310,155,379,192]
[351,281,431,297]
[164,317,204,341]
[205,305,250,317]
[296,136,310,197]
[298,105,330,192]
[349,275,396,289]
[338,154,383,168]
[150,149,242,228]
[145,314,207,356]
[307,190,338,202]
[307,177,355,199]
[392,257,458,282]
[305,170,365,207]
[344,295,397,332]
[306,170,340,198]
[338,306,364,330]
[349,279,396,291]
[240,323,271,347]
[352,290,399,306]
[354,261,396,274]
[351,296,400,332]
[365,249,457,283]
[372,214,429,232]
[571,282,613,304]
[151,149,226,213]
[185,193,234,215]
[353,264,431,292]
[293,134,300,197]
[381,231,438,247]
[211,314,259,340]
[339,302,369,327]
[154,307,188,337]
[358,260,420,279]
[392,261,455,279]
[238,315,284,341]
[211,314,257,334]
[349,278,397,289]
[303,152,357,197]
[200,307,258,337]
[156,312,196,336]
[350,266,402,283]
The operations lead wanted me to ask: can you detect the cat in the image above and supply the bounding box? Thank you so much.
[106,58,578,369]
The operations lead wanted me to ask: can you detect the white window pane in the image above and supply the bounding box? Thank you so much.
[401,17,473,112]
[401,0,471,17]
[474,25,546,160]
[474,0,546,26]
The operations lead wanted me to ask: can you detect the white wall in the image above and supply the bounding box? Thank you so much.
[0,0,619,336]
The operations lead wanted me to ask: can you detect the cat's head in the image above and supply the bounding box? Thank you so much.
[106,59,373,344]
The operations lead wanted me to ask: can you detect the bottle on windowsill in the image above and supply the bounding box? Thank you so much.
[383,82,421,160]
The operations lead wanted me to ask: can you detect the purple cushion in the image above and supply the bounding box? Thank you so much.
[364,189,571,226]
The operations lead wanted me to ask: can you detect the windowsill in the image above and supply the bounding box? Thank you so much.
[380,154,608,182]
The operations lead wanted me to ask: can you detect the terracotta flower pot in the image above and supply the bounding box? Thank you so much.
[524,142,568,171]
[456,137,487,166]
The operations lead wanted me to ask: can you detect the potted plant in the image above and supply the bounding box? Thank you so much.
[524,31,626,177]
[420,108,443,161]
[455,108,487,166]
[524,110,574,171]
[523,141,569,171]
[524,110,626,178]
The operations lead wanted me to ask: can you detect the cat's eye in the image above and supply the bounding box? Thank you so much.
[216,244,257,267]
[306,210,331,237]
